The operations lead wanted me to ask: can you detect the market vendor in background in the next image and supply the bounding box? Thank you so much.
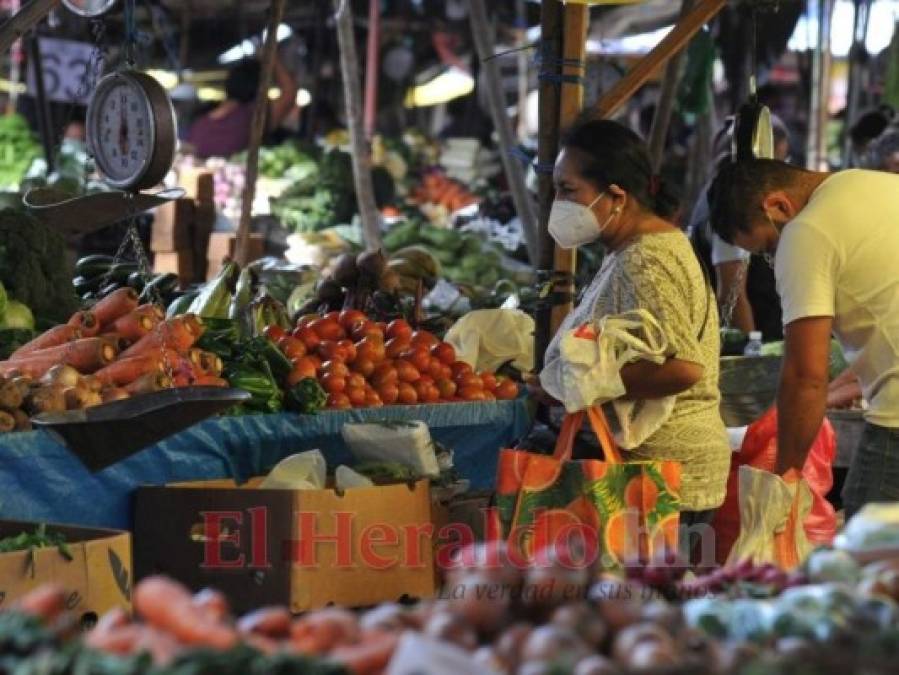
[689,116,791,341]
[708,159,899,518]
[531,119,731,528]
[186,53,298,160]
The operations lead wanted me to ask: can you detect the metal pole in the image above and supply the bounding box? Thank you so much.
[28,33,54,173]
[515,0,529,140]
[807,0,835,170]
[842,0,872,166]
[363,0,379,140]
[0,0,58,57]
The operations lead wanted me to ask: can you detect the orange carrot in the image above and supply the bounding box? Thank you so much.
[95,354,163,386]
[12,325,82,359]
[68,311,101,337]
[120,317,200,359]
[330,630,400,675]
[194,375,228,388]
[99,333,130,353]
[92,288,139,327]
[134,304,165,323]
[112,311,156,342]
[4,338,116,377]
[125,373,172,395]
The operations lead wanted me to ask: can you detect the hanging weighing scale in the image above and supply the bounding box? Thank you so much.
[31,0,250,470]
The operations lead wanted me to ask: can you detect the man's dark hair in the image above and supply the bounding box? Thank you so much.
[706,158,808,244]
[225,59,262,104]
[850,105,895,147]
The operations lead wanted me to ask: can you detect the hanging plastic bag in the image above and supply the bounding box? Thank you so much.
[260,450,327,490]
[712,407,836,563]
[725,466,814,570]
[444,309,534,372]
[540,309,676,449]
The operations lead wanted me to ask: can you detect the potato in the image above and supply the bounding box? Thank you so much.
[423,610,478,651]
[521,625,590,667]
[611,622,675,665]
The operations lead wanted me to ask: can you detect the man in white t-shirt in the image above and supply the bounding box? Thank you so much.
[708,159,899,517]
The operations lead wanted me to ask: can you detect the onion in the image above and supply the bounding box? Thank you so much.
[41,364,81,388]
[521,625,590,666]
[423,611,477,651]
[493,622,533,671]
[611,622,675,665]
[624,640,679,672]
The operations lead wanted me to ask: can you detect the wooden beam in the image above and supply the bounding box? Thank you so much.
[235,0,286,267]
[0,0,58,57]
[592,0,726,120]
[533,0,563,371]
[550,2,589,335]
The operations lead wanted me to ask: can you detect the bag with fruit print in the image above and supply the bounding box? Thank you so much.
[494,406,682,567]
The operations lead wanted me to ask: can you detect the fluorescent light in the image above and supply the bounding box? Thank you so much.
[198,87,226,102]
[0,79,26,94]
[296,88,311,107]
[788,0,899,57]
[268,87,281,100]
[146,69,179,89]
[405,67,474,108]
[218,23,294,64]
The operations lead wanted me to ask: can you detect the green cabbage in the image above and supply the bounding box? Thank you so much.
[0,300,34,330]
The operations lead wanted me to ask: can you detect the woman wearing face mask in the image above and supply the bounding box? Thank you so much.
[537,119,731,530]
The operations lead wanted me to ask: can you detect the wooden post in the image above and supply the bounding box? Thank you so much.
[0,0,58,56]
[363,0,380,140]
[468,0,539,264]
[533,0,563,370]
[515,0,529,140]
[334,0,382,250]
[647,0,695,172]
[592,0,726,120]
[235,0,286,267]
[549,2,589,335]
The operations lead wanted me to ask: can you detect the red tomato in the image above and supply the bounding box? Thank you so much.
[483,390,497,402]
[338,339,357,364]
[426,358,445,380]
[310,318,345,342]
[459,386,487,401]
[480,372,498,393]
[347,373,366,390]
[278,337,307,360]
[397,382,418,405]
[364,391,384,408]
[294,327,321,351]
[406,348,431,373]
[346,386,366,407]
[295,314,320,330]
[496,379,519,400]
[386,319,413,341]
[324,311,341,323]
[441,364,453,381]
[290,357,318,380]
[411,331,439,348]
[321,360,350,378]
[451,361,473,379]
[306,355,322,372]
[353,357,375,378]
[431,342,457,366]
[457,372,484,390]
[422,385,440,404]
[317,341,349,363]
[372,362,399,387]
[413,380,431,401]
[396,360,421,383]
[263,325,287,342]
[376,383,399,405]
[385,337,411,359]
[356,336,386,364]
[321,373,347,394]
[327,393,352,410]
[287,366,315,387]
[436,378,457,399]
[351,321,384,343]
[339,309,368,331]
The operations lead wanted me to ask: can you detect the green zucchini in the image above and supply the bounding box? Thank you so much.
[74,254,116,276]
[140,273,179,303]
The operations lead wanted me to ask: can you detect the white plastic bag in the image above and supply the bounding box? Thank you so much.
[260,450,327,490]
[444,308,534,372]
[725,466,814,570]
[540,309,676,448]
[387,632,500,675]
[335,465,375,490]
[342,421,439,478]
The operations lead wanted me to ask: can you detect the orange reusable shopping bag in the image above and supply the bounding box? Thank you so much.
[495,406,682,566]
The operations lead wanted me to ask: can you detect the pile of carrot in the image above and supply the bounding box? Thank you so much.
[0,288,229,419]
[10,577,397,674]
[410,171,480,212]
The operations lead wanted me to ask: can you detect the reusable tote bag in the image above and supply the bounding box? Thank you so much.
[495,406,683,566]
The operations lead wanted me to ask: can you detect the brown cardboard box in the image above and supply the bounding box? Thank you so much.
[153,250,195,285]
[134,478,438,614]
[151,199,195,252]
[0,521,132,620]
[206,233,264,280]
[179,168,215,204]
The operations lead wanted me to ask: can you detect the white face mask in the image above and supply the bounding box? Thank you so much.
[548,192,616,249]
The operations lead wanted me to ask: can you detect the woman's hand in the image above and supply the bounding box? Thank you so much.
[523,373,561,407]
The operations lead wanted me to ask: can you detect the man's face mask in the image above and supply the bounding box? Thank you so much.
[548,192,618,249]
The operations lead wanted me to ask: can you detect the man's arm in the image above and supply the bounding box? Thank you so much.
[716,261,756,333]
[776,316,833,474]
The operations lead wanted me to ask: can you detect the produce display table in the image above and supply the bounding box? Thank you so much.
[0,399,532,530]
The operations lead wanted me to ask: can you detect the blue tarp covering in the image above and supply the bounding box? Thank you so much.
[0,400,532,530]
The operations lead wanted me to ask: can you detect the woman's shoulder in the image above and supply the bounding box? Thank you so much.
[618,231,694,268]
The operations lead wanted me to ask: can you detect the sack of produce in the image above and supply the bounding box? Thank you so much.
[712,406,836,564]
[444,309,534,373]
[342,420,440,478]
[495,406,681,566]
[725,466,814,570]
[260,450,327,490]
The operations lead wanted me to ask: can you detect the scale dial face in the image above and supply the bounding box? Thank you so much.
[87,72,177,191]
[61,0,118,17]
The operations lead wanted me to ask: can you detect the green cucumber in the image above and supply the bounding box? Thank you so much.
[72,275,102,295]
[140,273,179,303]
[74,254,115,276]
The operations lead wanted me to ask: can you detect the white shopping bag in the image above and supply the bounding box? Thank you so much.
[726,466,814,570]
[540,309,675,448]
[444,308,534,372]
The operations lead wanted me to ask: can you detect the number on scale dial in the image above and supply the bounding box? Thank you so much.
[87,71,176,191]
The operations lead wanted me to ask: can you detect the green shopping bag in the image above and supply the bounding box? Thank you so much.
[495,406,682,566]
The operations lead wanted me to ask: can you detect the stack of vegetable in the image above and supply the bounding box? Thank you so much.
[410,170,480,214]
[73,254,181,307]
[0,579,346,674]
[267,311,519,410]
[296,249,403,318]
[0,289,226,426]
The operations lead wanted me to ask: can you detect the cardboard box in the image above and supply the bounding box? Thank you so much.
[153,250,195,285]
[206,233,264,280]
[0,520,132,620]
[151,199,195,252]
[179,168,215,204]
[134,478,438,614]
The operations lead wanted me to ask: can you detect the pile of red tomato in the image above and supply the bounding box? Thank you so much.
[264,310,519,410]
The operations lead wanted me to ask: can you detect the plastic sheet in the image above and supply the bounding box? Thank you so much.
[0,399,532,530]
